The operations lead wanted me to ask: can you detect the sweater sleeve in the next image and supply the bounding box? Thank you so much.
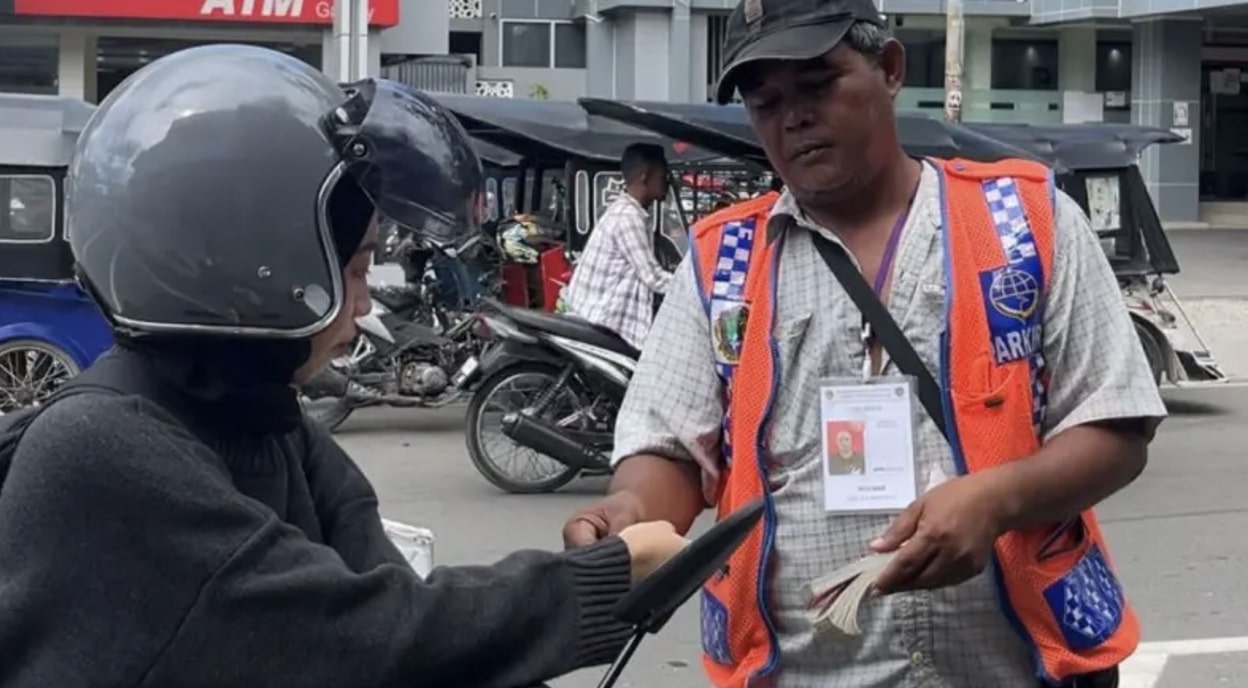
[3,395,633,688]
[296,418,411,572]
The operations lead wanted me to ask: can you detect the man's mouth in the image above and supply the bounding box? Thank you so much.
[789,142,832,162]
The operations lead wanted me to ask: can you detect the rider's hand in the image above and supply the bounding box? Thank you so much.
[563,491,645,549]
[618,521,689,583]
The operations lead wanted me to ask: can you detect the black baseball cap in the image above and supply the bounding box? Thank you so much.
[714,0,886,105]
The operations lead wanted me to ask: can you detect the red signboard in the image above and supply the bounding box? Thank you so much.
[13,0,399,27]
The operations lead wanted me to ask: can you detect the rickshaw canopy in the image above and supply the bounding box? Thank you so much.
[0,93,95,168]
[968,123,1184,170]
[579,98,1182,277]
[578,99,1181,173]
[579,98,1051,167]
[431,94,724,165]
[471,135,523,169]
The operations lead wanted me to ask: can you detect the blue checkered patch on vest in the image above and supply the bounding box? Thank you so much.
[1042,544,1126,651]
[708,218,757,466]
[980,177,1048,433]
[700,589,734,665]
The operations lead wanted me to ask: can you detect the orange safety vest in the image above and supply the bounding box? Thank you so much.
[688,158,1137,688]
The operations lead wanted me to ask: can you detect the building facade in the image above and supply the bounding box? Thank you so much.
[0,0,1244,222]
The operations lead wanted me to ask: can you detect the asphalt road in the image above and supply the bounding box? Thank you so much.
[338,381,1248,688]
[337,231,1248,687]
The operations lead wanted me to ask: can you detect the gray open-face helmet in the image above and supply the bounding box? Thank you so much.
[66,44,484,338]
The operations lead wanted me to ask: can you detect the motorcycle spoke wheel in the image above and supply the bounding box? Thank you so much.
[465,365,582,494]
[0,339,81,415]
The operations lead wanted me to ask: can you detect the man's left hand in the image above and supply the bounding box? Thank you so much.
[869,473,1008,594]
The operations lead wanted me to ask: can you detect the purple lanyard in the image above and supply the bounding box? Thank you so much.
[872,209,908,297]
[862,207,911,374]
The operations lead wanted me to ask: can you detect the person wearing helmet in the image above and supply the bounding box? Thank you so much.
[0,45,686,688]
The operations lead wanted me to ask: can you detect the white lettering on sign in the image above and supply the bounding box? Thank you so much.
[992,324,1041,364]
[315,0,377,20]
[200,0,308,18]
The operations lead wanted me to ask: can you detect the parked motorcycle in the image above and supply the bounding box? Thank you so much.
[300,233,496,430]
[456,298,639,494]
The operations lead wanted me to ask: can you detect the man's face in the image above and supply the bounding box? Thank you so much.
[293,216,379,384]
[837,431,853,455]
[640,164,670,206]
[738,41,905,206]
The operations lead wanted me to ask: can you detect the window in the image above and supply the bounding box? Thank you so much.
[990,39,1059,91]
[896,30,945,89]
[706,14,730,101]
[554,23,586,69]
[0,176,55,243]
[1096,42,1132,94]
[500,20,586,69]
[0,36,58,95]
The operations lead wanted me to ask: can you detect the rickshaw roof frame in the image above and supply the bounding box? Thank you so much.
[579,98,1182,173]
[470,135,524,169]
[0,93,96,168]
[431,94,727,168]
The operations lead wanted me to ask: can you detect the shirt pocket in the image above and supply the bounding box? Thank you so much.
[765,313,821,471]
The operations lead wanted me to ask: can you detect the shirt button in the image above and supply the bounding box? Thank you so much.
[910,651,924,667]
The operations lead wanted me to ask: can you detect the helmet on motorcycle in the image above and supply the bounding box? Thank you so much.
[66,44,484,339]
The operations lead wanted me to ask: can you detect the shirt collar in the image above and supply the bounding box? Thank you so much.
[615,192,651,218]
[765,162,940,243]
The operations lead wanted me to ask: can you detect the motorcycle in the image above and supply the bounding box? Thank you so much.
[300,234,496,430]
[455,298,639,494]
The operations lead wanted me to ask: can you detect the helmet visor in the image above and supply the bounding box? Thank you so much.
[326,79,486,248]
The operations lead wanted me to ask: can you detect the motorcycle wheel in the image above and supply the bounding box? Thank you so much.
[465,363,581,494]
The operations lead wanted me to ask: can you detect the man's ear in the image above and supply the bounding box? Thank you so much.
[879,39,907,98]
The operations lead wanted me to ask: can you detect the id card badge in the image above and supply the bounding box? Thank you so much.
[818,376,921,514]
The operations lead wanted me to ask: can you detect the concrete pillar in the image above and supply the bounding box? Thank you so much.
[321,30,342,80]
[1131,18,1202,223]
[1058,26,1097,92]
[57,31,97,104]
[668,2,692,102]
[689,13,709,103]
[963,21,994,92]
[584,17,614,97]
[368,28,382,77]
[321,27,381,80]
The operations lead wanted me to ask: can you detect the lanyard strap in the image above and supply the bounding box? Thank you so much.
[871,207,909,297]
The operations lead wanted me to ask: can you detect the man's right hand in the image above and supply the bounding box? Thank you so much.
[562,490,646,549]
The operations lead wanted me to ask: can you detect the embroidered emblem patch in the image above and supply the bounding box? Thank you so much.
[1042,544,1125,651]
[711,301,749,366]
[978,265,1043,365]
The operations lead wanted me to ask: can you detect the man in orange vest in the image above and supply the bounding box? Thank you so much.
[563,0,1167,686]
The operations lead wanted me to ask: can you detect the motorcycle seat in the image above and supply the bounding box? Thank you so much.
[498,306,640,360]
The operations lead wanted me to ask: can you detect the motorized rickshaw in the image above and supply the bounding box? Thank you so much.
[430,95,741,311]
[0,94,111,415]
[580,98,1224,387]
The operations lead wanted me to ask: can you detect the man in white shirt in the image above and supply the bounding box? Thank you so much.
[562,143,675,351]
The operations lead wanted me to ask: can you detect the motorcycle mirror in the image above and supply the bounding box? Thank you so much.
[594,500,765,688]
[613,499,765,632]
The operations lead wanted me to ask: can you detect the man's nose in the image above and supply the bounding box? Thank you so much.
[354,294,372,318]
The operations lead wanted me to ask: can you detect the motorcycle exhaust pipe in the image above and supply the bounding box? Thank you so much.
[500,413,607,471]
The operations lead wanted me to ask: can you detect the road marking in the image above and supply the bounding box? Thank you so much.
[1118,636,1248,688]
